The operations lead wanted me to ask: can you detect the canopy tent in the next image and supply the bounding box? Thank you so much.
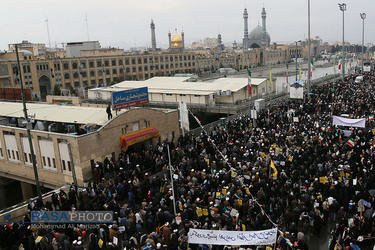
[120,127,160,152]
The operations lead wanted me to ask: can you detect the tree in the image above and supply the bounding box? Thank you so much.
[53,84,61,96]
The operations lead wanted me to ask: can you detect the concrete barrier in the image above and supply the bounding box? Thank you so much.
[0,190,55,223]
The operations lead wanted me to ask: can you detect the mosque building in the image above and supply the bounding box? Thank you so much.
[168,29,185,51]
[243,7,270,49]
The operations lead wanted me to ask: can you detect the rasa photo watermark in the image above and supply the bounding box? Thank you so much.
[30,211,113,223]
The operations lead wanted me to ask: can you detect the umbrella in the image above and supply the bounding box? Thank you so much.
[363,209,375,218]
[369,189,375,197]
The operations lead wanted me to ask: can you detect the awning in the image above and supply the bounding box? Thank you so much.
[120,127,160,152]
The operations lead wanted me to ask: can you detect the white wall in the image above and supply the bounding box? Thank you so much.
[4,134,20,163]
[21,137,36,166]
[39,139,56,171]
[58,142,72,173]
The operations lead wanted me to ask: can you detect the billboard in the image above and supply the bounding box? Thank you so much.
[289,80,304,99]
[112,87,149,110]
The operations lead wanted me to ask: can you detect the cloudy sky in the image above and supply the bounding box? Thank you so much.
[1,0,373,50]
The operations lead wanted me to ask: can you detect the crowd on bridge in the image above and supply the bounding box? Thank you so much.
[2,68,375,250]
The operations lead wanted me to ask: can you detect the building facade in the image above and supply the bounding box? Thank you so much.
[0,105,179,191]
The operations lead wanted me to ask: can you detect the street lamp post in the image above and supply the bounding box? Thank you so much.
[360,13,366,72]
[339,3,346,81]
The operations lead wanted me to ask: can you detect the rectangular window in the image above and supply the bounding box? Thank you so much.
[16,151,19,160]
[24,153,28,162]
[29,154,32,163]
[62,160,66,171]
[47,157,51,167]
[8,150,10,158]
[43,156,46,166]
[67,161,72,171]
[0,148,3,157]
[12,150,15,159]
[53,158,56,168]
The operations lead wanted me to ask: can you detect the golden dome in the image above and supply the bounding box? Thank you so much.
[171,33,183,48]
[171,33,182,43]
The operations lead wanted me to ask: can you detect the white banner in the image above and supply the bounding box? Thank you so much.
[179,101,190,132]
[332,116,366,128]
[188,228,277,246]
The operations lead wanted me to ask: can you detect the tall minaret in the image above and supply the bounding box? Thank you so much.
[168,30,171,48]
[243,8,249,50]
[261,7,267,48]
[150,19,156,49]
[181,30,185,48]
[217,33,222,51]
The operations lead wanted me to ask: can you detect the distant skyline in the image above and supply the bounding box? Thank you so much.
[1,0,374,51]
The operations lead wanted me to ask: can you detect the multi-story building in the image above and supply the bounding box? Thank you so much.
[0,12,288,99]
[0,101,180,194]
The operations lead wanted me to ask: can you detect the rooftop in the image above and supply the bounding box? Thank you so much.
[0,102,108,126]
[90,77,268,96]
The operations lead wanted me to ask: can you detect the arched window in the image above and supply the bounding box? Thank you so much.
[63,63,69,70]
[81,71,87,77]
[72,62,78,69]
[113,69,117,75]
[64,73,70,79]
[89,61,94,68]
[97,60,102,67]
[73,72,79,78]
[81,61,86,68]
[106,69,110,75]
[104,60,109,67]
[90,71,95,77]
[112,60,116,66]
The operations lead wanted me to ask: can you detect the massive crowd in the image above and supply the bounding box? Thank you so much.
[1,68,375,250]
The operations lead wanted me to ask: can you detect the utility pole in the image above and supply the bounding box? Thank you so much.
[295,41,298,81]
[360,13,366,72]
[339,3,346,81]
[307,0,311,93]
[15,44,43,200]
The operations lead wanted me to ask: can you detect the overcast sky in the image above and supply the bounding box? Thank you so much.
[1,0,374,51]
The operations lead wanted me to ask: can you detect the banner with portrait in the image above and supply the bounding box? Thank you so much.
[289,80,304,99]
